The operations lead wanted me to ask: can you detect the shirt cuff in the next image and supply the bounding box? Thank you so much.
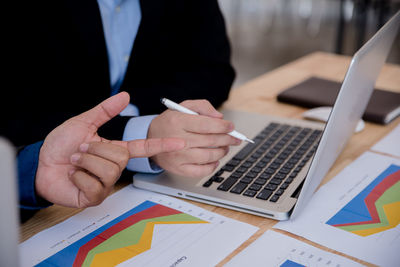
[122,115,163,173]
[17,141,53,210]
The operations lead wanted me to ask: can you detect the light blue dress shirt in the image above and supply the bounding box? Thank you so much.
[98,0,161,173]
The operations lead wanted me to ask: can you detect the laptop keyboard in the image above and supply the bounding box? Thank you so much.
[202,123,322,203]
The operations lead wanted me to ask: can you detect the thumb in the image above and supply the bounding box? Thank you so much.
[74,92,130,129]
[114,138,185,158]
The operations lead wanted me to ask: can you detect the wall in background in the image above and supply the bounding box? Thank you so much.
[218,0,400,88]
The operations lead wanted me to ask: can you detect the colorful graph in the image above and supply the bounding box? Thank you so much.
[280,259,306,267]
[326,164,400,237]
[35,201,207,267]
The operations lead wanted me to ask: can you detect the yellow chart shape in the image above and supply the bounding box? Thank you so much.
[91,220,207,266]
[351,201,400,237]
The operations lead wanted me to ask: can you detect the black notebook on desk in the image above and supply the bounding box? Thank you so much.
[277,77,400,124]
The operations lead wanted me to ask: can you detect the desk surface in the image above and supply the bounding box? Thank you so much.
[21,52,400,266]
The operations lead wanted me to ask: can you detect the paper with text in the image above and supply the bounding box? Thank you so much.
[274,152,400,267]
[20,186,258,267]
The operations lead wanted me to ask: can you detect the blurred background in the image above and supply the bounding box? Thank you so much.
[218,0,400,88]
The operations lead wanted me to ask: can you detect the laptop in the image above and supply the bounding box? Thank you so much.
[0,137,20,266]
[133,11,400,220]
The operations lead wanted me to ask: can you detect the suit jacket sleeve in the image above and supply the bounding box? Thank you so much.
[122,0,236,115]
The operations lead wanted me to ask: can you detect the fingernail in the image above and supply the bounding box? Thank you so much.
[234,139,242,145]
[228,122,235,131]
[79,143,89,152]
[70,153,81,164]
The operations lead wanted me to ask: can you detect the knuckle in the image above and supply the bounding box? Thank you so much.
[207,135,218,147]
[144,140,153,155]
[223,135,234,145]
[90,195,105,207]
[215,149,225,160]
[199,99,210,106]
[207,150,215,163]
[88,184,104,204]
[114,149,129,167]
[169,113,181,125]
[105,164,120,180]
[223,146,230,156]
[180,100,193,106]
[119,149,130,165]
[91,180,103,193]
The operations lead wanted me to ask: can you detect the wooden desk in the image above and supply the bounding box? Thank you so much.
[21,52,400,266]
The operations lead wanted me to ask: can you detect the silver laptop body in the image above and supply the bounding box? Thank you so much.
[133,11,400,220]
[0,138,20,266]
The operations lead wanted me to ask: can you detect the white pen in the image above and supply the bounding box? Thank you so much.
[161,98,255,144]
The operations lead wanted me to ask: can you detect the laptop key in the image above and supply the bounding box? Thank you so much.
[275,189,284,196]
[203,179,213,187]
[254,178,267,185]
[242,161,253,168]
[279,168,291,174]
[240,177,253,184]
[243,189,257,197]
[274,173,286,179]
[227,159,240,166]
[251,166,263,173]
[230,171,243,179]
[285,177,294,184]
[265,183,277,191]
[270,178,283,185]
[212,176,224,183]
[247,156,257,163]
[255,161,266,168]
[236,166,248,173]
[280,183,289,189]
[230,182,248,194]
[256,189,273,200]
[260,173,271,179]
[264,168,275,175]
[245,171,258,178]
[270,195,280,202]
[215,169,224,176]
[222,165,234,172]
[233,143,257,161]
[249,183,262,191]
[217,177,237,191]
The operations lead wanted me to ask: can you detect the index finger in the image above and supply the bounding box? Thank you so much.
[124,138,185,158]
[182,114,234,134]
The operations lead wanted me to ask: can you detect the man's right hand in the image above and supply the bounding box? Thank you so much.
[36,92,185,209]
[148,99,242,178]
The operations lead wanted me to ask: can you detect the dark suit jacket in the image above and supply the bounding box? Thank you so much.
[4,0,235,147]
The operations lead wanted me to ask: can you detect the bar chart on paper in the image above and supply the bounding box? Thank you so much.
[274,152,400,267]
[225,230,363,267]
[35,201,208,266]
[279,260,305,267]
[20,186,258,267]
[326,164,400,237]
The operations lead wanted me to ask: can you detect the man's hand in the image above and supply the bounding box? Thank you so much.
[35,92,185,208]
[148,100,241,178]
